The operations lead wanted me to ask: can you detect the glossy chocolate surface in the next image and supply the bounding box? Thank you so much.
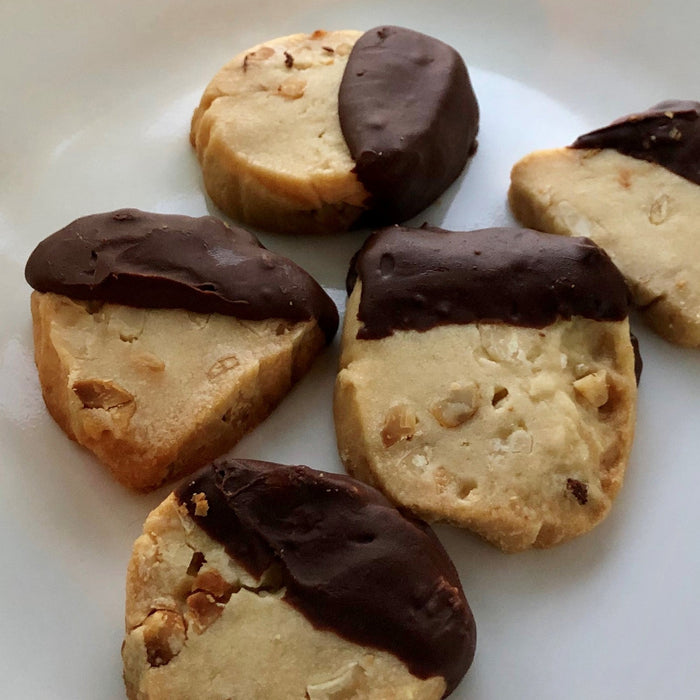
[572,100,700,185]
[348,226,630,339]
[177,458,476,694]
[25,209,338,341]
[338,26,479,223]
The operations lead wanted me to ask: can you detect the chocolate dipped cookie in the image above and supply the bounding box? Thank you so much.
[509,100,700,347]
[25,209,338,491]
[122,458,476,699]
[335,226,638,552]
[190,26,479,234]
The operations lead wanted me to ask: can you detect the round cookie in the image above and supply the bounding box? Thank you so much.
[122,458,476,699]
[190,27,479,234]
[509,100,700,347]
[335,226,639,552]
[25,210,338,490]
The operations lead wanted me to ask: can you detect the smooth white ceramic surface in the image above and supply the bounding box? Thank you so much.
[1,1,699,698]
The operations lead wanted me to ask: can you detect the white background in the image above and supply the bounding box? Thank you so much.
[1,1,699,698]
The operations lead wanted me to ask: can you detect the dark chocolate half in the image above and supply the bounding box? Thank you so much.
[348,226,630,340]
[338,26,479,223]
[25,209,338,342]
[177,459,476,694]
[571,100,700,186]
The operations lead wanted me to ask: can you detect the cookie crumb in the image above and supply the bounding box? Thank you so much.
[186,591,225,633]
[191,492,209,517]
[242,46,275,72]
[142,610,186,667]
[278,76,306,99]
[649,194,670,225]
[381,404,417,447]
[430,382,479,427]
[192,570,236,602]
[72,378,133,409]
[133,351,165,372]
[573,371,609,407]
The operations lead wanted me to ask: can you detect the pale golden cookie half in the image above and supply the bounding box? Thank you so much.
[191,30,368,235]
[31,293,324,490]
[335,227,638,552]
[122,459,476,699]
[509,100,700,347]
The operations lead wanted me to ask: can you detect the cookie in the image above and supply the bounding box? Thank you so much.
[335,226,638,552]
[25,210,338,490]
[509,100,700,347]
[122,458,476,699]
[190,26,478,234]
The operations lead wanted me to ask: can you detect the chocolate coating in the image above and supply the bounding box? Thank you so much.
[348,226,630,340]
[631,333,643,385]
[571,100,700,185]
[338,26,479,223]
[24,209,338,342]
[177,459,476,695]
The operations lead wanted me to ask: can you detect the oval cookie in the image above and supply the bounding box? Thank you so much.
[190,27,479,234]
[335,226,638,552]
[122,458,477,699]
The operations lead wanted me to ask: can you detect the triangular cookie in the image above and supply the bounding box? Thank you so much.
[26,209,337,490]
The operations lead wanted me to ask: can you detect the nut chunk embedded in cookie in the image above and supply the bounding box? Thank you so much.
[509,100,700,347]
[25,209,338,490]
[335,226,638,552]
[122,458,476,699]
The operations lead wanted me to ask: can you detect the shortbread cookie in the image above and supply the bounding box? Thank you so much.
[335,226,638,552]
[509,100,700,347]
[190,26,478,234]
[25,210,338,490]
[122,458,476,699]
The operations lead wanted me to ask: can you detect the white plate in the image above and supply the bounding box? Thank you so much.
[1,1,699,697]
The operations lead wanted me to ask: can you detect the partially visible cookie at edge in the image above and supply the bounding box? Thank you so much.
[190,26,479,234]
[335,226,638,552]
[509,100,700,347]
[122,458,476,699]
[25,209,338,491]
